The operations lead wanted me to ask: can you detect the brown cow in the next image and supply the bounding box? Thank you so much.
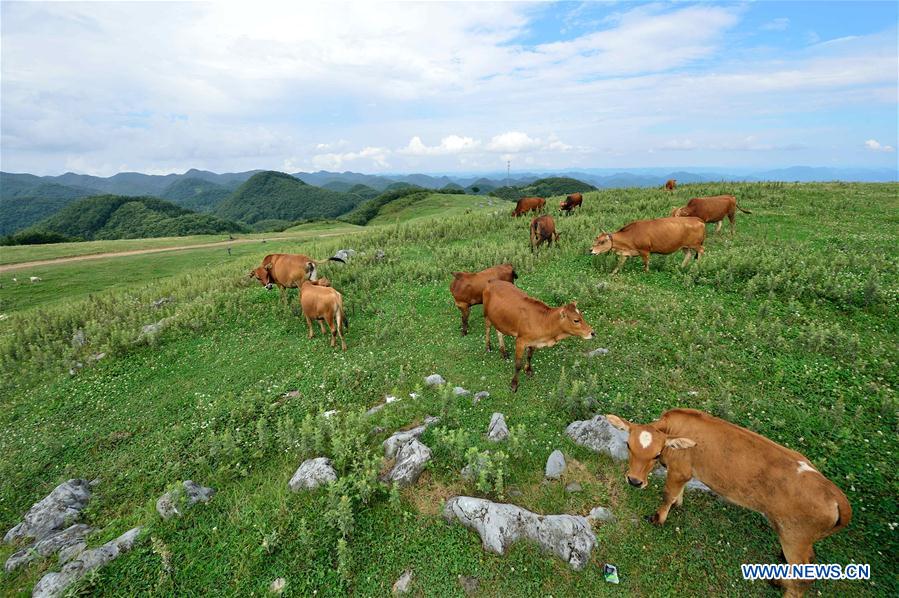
[606,409,851,598]
[483,280,595,391]
[590,217,705,274]
[512,196,545,217]
[248,253,344,307]
[664,179,677,192]
[450,263,517,336]
[559,192,583,214]
[530,214,560,252]
[670,194,751,235]
[299,265,348,350]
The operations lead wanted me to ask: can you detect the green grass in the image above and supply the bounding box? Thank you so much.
[366,193,509,226]
[0,182,896,597]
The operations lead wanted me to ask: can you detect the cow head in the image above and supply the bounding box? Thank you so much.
[670,207,687,217]
[249,263,274,290]
[590,233,613,255]
[558,302,595,339]
[304,261,319,282]
[605,414,696,489]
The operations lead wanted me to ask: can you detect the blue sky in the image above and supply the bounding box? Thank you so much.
[1,1,896,175]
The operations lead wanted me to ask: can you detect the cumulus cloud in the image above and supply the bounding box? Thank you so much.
[399,135,480,156]
[864,139,895,152]
[312,146,390,170]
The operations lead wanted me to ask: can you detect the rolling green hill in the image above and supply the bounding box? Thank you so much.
[0,182,94,235]
[160,177,232,213]
[27,195,247,240]
[490,176,597,201]
[215,171,366,225]
[366,192,509,226]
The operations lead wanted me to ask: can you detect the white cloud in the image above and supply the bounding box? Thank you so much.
[312,146,391,170]
[399,135,480,156]
[761,18,790,31]
[486,131,542,153]
[865,139,895,153]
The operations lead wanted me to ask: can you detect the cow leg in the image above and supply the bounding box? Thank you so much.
[458,303,471,336]
[305,315,314,339]
[326,316,337,348]
[728,213,736,236]
[714,220,723,235]
[776,533,816,598]
[497,330,508,360]
[649,471,689,525]
[695,245,704,262]
[484,317,493,352]
[318,320,326,334]
[279,287,288,306]
[680,248,693,268]
[641,252,650,272]
[525,346,535,377]
[336,314,347,351]
[611,254,628,275]
[510,340,527,392]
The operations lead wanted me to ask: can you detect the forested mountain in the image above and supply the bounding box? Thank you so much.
[0,182,95,235]
[161,178,232,213]
[26,195,247,240]
[214,171,367,225]
[489,177,597,201]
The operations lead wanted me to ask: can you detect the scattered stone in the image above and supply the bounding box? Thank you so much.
[382,417,439,458]
[545,450,566,479]
[507,487,523,498]
[151,296,174,309]
[366,403,385,416]
[269,577,286,594]
[385,395,399,403]
[486,413,509,442]
[333,249,356,262]
[651,467,712,493]
[288,458,337,491]
[382,440,431,487]
[69,362,84,376]
[4,479,92,545]
[322,410,338,419]
[424,373,446,386]
[374,249,386,261]
[282,390,300,399]
[57,541,87,565]
[138,318,172,341]
[565,482,583,494]
[458,574,480,595]
[32,527,142,598]
[472,391,489,404]
[88,352,106,362]
[687,390,699,396]
[408,392,419,399]
[565,415,629,461]
[586,347,609,357]
[70,329,85,349]
[461,453,490,482]
[5,524,91,573]
[392,569,414,594]
[453,386,470,396]
[156,481,215,520]
[443,497,596,570]
[587,506,616,523]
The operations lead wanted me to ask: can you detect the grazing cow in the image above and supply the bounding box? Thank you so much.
[559,192,583,214]
[248,253,344,307]
[530,215,560,252]
[664,179,677,192]
[512,196,545,217]
[590,217,705,274]
[670,194,751,235]
[299,265,348,351]
[483,281,595,391]
[606,409,851,598]
[450,263,517,336]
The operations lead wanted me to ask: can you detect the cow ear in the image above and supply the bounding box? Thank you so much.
[605,414,630,432]
[264,263,273,271]
[665,437,696,450]
[559,309,567,320]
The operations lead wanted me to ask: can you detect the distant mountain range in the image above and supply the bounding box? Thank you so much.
[1,166,895,238]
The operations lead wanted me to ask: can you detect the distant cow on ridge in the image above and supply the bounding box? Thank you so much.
[670,195,751,235]
[664,179,677,192]
[590,217,705,274]
[512,197,545,217]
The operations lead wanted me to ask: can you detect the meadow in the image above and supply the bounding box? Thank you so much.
[0,182,896,597]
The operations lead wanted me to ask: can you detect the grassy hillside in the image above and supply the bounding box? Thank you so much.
[216,171,365,225]
[27,195,248,241]
[0,182,896,597]
[0,180,94,235]
[160,177,232,213]
[366,193,508,226]
[491,176,597,201]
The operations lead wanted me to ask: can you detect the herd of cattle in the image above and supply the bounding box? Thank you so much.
[248,189,849,597]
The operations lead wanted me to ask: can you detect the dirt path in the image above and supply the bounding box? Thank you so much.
[0,231,354,273]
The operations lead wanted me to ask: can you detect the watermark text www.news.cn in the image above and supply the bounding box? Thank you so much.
[741,563,870,581]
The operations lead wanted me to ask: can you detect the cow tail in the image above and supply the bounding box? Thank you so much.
[337,296,348,331]
[736,203,752,214]
[830,490,852,535]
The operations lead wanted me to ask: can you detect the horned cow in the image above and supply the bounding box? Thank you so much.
[606,409,851,598]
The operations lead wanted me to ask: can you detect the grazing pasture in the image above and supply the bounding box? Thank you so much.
[0,183,896,597]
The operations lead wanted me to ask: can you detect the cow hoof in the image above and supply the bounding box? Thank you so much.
[525,369,534,378]
[510,381,519,392]
[645,513,662,525]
